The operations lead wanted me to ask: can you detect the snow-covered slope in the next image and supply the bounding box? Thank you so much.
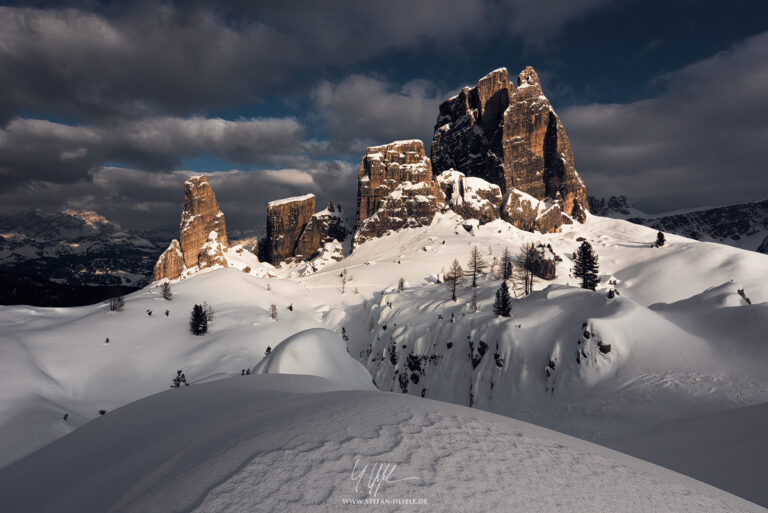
[1,212,768,505]
[0,374,763,513]
[590,195,768,254]
[612,401,768,508]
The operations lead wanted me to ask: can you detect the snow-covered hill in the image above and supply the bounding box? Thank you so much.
[1,212,767,506]
[0,374,763,513]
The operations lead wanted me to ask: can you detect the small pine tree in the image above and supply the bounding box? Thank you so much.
[270,304,278,320]
[467,245,488,287]
[342,326,349,341]
[189,304,208,335]
[470,290,478,312]
[654,231,666,248]
[398,277,405,292]
[445,259,464,301]
[288,303,293,311]
[160,281,173,300]
[264,346,272,358]
[493,281,512,317]
[573,241,600,290]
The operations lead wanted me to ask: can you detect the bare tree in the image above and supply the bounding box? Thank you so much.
[270,304,278,320]
[340,268,350,293]
[160,281,173,300]
[467,245,488,287]
[445,259,464,301]
[500,246,514,281]
[517,243,537,296]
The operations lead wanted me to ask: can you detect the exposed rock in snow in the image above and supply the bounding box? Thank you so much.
[295,201,350,261]
[437,169,502,224]
[431,66,589,220]
[197,230,228,270]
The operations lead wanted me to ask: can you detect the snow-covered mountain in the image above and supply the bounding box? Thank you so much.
[590,195,768,254]
[1,210,767,507]
[0,209,163,305]
[0,374,762,513]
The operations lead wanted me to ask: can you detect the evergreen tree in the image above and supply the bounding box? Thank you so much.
[189,304,208,335]
[654,231,666,247]
[573,241,600,290]
[445,259,464,301]
[467,245,488,287]
[493,281,512,317]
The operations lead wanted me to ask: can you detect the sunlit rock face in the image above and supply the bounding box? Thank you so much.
[431,66,589,223]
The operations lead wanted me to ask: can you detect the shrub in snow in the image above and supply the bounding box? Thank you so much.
[654,231,666,248]
[171,370,189,388]
[242,266,251,273]
[105,337,109,344]
[160,282,173,301]
[493,282,512,317]
[573,241,600,291]
[270,304,278,320]
[189,304,208,335]
[288,303,293,312]
[737,288,752,305]
[98,410,106,415]
[398,277,405,291]
[264,346,272,358]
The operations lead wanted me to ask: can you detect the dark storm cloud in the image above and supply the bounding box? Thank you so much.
[0,1,612,124]
[561,31,768,212]
[0,116,305,185]
[311,75,449,155]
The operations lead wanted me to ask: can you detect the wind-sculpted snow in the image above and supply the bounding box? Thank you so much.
[0,375,763,513]
[253,328,376,390]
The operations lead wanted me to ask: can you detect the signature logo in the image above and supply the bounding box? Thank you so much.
[350,459,418,497]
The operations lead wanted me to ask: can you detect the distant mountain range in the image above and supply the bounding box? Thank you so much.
[0,209,164,306]
[589,196,768,254]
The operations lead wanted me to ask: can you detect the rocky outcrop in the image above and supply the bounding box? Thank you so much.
[436,170,502,224]
[501,189,570,233]
[356,181,443,244]
[197,231,228,270]
[355,140,443,244]
[153,239,184,281]
[179,176,228,269]
[266,194,315,264]
[356,140,435,226]
[153,175,230,281]
[526,244,560,280]
[295,201,349,261]
[431,66,588,229]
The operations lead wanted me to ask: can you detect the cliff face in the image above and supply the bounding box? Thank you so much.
[153,175,230,281]
[153,239,184,281]
[266,194,316,265]
[179,176,228,269]
[356,140,435,226]
[355,140,443,244]
[295,201,349,261]
[431,66,588,226]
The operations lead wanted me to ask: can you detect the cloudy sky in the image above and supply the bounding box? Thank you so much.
[1,0,766,234]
